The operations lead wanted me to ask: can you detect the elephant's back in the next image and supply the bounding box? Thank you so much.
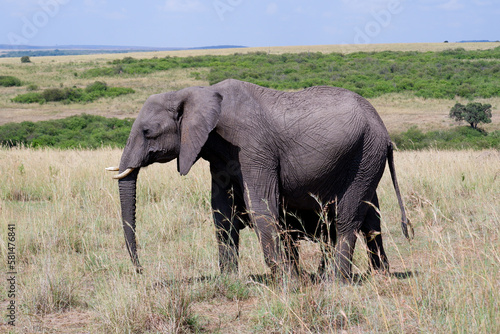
[267,86,387,144]
[274,86,390,206]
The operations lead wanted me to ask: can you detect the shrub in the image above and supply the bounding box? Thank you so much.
[0,75,22,87]
[11,92,45,104]
[449,102,492,129]
[42,88,67,102]
[392,126,499,150]
[12,82,134,104]
[82,48,500,99]
[104,87,135,97]
[0,114,134,149]
[21,56,31,63]
[85,81,108,93]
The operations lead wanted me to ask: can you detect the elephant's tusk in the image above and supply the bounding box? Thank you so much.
[106,166,120,171]
[112,168,135,180]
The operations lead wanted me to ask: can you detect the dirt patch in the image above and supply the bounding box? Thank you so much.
[19,310,93,333]
[192,297,258,333]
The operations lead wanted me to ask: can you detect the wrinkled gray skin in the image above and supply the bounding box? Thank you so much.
[116,79,412,282]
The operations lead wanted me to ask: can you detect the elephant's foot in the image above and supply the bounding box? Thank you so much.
[368,257,390,276]
[315,266,352,284]
[333,269,354,285]
[369,266,390,277]
[219,258,239,277]
[267,264,305,291]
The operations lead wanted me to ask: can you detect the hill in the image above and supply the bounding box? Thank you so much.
[0,44,247,58]
[0,42,498,133]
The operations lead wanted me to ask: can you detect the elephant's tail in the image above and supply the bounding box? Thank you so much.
[387,142,414,240]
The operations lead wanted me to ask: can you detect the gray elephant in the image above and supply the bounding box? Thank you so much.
[107,79,412,282]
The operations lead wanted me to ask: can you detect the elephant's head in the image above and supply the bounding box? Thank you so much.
[107,87,222,271]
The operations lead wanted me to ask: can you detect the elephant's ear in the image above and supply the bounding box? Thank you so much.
[178,88,222,175]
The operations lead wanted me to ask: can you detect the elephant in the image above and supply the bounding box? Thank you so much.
[107,79,413,282]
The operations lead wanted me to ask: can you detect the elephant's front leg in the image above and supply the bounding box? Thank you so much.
[211,177,242,275]
[244,177,283,277]
[279,229,301,278]
[318,214,337,279]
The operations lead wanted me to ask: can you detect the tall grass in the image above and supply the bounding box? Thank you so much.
[0,148,498,332]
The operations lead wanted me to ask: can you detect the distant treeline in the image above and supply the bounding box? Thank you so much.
[0,49,146,58]
[82,47,500,99]
[0,115,498,150]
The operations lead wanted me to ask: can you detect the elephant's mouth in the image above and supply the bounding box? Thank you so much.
[146,150,178,165]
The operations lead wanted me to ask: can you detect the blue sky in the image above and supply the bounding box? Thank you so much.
[1,0,499,47]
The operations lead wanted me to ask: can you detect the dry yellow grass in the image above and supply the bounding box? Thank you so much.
[371,94,500,132]
[0,43,499,333]
[0,147,498,332]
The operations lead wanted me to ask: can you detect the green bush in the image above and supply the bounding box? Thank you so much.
[82,47,500,99]
[392,126,500,150]
[0,114,134,149]
[11,92,45,104]
[85,81,108,93]
[12,82,134,104]
[0,76,22,87]
[104,87,134,97]
[42,88,68,102]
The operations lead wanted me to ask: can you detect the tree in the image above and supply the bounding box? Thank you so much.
[20,56,31,63]
[449,102,492,129]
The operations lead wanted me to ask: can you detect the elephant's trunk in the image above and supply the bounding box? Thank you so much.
[118,168,142,272]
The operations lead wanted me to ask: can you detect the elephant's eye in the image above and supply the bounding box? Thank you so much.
[143,128,152,138]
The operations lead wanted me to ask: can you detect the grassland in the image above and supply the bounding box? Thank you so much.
[0,42,499,132]
[0,43,499,332]
[0,148,498,333]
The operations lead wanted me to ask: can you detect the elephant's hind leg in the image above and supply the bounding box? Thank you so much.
[361,192,390,273]
[334,186,375,282]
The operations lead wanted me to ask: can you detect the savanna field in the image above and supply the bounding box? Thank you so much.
[0,43,499,333]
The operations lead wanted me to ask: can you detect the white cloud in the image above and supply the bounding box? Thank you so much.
[472,0,493,5]
[162,0,205,13]
[341,0,398,15]
[82,0,126,20]
[438,0,464,10]
[84,0,106,9]
[294,6,304,14]
[266,3,278,15]
[5,0,51,17]
[105,8,127,20]
[324,25,342,36]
